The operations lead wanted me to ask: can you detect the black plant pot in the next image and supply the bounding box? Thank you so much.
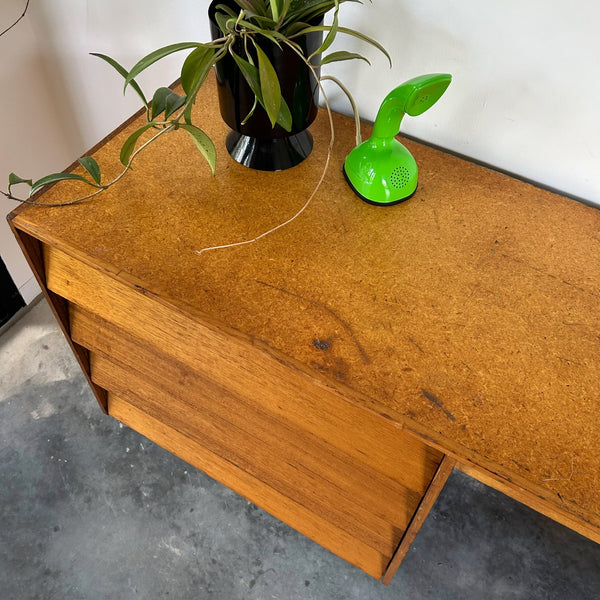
[209,0,323,171]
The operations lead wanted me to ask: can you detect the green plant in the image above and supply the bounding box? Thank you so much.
[3,0,389,207]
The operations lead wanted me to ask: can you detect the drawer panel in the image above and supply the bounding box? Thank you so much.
[72,305,426,564]
[92,350,402,574]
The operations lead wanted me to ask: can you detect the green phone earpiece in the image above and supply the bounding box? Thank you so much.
[344,73,452,206]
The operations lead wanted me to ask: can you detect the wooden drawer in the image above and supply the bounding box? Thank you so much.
[44,243,446,579]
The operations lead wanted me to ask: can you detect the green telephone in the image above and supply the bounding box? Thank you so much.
[344,73,452,205]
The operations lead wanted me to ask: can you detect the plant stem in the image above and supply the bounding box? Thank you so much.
[196,144,333,256]
[320,74,362,146]
[0,0,30,37]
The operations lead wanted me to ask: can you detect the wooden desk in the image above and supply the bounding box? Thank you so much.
[9,75,600,583]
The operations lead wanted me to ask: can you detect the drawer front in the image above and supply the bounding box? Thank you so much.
[45,243,445,579]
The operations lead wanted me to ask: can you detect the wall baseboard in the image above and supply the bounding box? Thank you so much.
[0,293,44,337]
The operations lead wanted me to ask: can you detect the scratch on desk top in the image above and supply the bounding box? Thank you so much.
[422,389,456,422]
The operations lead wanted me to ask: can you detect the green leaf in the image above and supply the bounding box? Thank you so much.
[232,51,291,131]
[312,0,339,58]
[164,91,187,119]
[8,173,32,189]
[270,0,281,22]
[151,87,172,120]
[281,21,310,36]
[254,43,282,127]
[29,173,96,197]
[335,26,392,67]
[181,45,217,96]
[276,97,293,131]
[285,0,345,25]
[119,123,154,166]
[77,157,102,185]
[246,15,279,29]
[150,88,187,120]
[214,3,237,18]
[124,42,201,91]
[215,11,232,35]
[231,52,263,100]
[91,52,148,107]
[290,25,392,66]
[320,50,370,66]
[267,0,291,27]
[279,0,292,24]
[178,124,217,176]
[232,0,269,18]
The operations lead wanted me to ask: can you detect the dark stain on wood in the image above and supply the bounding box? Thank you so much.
[313,338,332,351]
[256,279,371,365]
[422,389,456,422]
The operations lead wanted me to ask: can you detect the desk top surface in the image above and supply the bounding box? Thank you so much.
[12,75,600,534]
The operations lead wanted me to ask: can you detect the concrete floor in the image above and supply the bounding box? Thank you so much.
[1,299,599,600]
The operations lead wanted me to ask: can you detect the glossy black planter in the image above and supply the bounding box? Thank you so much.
[209,0,323,171]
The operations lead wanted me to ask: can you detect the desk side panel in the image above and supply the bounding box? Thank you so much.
[6,223,108,413]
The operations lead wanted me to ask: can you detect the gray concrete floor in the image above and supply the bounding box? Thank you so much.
[1,298,599,600]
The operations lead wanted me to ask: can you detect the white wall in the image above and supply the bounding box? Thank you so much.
[2,0,599,302]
